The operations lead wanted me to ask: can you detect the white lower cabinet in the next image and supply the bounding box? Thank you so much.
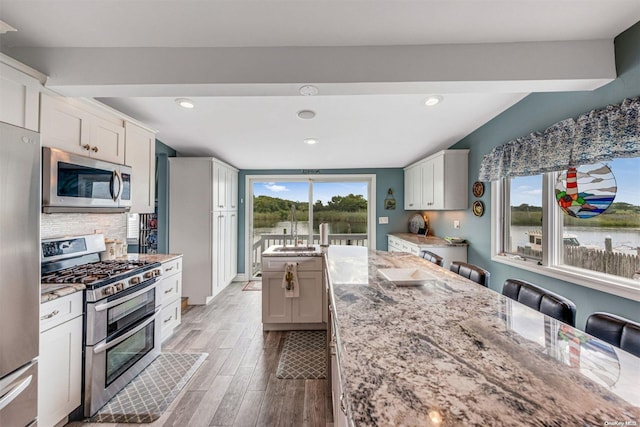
[159,256,182,341]
[38,293,83,427]
[387,235,467,269]
[261,256,325,329]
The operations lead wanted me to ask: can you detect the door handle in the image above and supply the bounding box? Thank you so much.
[111,170,122,201]
[93,307,161,354]
[0,361,35,412]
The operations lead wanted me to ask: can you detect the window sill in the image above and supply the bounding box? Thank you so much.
[492,254,640,302]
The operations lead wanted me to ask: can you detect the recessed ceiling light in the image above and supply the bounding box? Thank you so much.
[297,110,316,119]
[299,85,319,96]
[175,98,195,109]
[424,95,443,107]
[0,20,17,34]
[303,138,319,145]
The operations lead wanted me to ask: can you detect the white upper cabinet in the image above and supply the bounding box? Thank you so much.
[404,149,469,210]
[212,160,238,212]
[40,93,125,163]
[0,59,44,132]
[125,122,156,213]
[404,164,421,210]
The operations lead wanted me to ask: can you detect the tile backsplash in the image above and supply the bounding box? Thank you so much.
[41,213,127,242]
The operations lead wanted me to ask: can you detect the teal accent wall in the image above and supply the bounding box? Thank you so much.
[156,140,177,254]
[429,21,640,329]
[237,168,407,274]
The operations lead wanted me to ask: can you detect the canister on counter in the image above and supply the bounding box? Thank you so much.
[101,240,116,261]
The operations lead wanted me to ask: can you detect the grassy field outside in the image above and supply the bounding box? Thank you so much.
[511,203,640,228]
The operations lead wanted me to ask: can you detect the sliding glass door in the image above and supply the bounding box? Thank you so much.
[248,176,373,278]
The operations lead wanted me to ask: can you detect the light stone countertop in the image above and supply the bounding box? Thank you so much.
[261,244,324,257]
[388,232,469,247]
[326,246,640,426]
[40,253,182,303]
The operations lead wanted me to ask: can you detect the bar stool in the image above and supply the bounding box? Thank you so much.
[449,261,490,288]
[419,249,444,267]
[502,279,576,327]
[585,312,640,357]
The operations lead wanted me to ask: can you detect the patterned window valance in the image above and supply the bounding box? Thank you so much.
[478,96,640,181]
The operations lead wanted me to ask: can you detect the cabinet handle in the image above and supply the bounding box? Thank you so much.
[165,266,174,272]
[41,309,60,320]
[339,393,347,415]
[82,144,90,151]
[91,146,99,153]
[164,287,174,294]
[164,315,173,324]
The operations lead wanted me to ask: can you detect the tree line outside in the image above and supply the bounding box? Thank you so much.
[511,202,640,227]
[254,194,368,230]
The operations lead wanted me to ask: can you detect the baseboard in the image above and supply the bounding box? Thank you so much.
[233,273,249,282]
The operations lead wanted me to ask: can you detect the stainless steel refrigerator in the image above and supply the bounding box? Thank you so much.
[0,122,40,426]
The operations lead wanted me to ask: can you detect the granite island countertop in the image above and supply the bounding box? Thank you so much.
[41,253,182,303]
[261,244,324,257]
[326,246,640,426]
[388,232,469,247]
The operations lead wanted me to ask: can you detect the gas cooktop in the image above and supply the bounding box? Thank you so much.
[41,259,158,288]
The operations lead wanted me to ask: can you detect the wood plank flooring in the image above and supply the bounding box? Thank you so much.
[66,282,333,427]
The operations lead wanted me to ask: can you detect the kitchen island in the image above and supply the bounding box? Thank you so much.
[326,246,640,426]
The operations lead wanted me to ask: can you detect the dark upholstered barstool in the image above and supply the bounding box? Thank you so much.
[419,249,444,267]
[449,261,490,287]
[585,312,640,357]
[501,279,577,327]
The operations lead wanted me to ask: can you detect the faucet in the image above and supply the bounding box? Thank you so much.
[291,205,298,247]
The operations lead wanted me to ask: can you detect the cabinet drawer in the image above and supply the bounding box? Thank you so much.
[161,299,181,340]
[161,257,182,276]
[40,292,83,333]
[262,256,322,272]
[161,273,182,306]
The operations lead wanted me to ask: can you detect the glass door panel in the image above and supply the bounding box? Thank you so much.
[311,181,369,246]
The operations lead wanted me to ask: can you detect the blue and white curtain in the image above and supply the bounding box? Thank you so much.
[478,96,640,181]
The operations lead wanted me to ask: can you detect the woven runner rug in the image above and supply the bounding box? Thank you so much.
[90,352,208,423]
[276,330,326,379]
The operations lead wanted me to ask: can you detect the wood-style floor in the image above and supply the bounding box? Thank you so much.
[67,282,333,427]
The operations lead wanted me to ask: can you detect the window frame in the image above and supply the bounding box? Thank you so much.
[492,175,640,302]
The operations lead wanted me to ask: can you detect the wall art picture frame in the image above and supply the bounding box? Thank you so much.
[472,181,485,198]
[472,200,484,217]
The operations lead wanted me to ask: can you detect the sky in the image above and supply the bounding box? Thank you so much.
[253,181,368,204]
[510,157,639,207]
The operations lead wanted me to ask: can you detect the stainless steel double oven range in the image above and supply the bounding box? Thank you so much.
[41,234,163,417]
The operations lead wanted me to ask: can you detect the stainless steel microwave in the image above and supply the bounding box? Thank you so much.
[42,147,132,213]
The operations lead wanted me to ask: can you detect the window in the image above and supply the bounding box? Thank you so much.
[495,157,640,299]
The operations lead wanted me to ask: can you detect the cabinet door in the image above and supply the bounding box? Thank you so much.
[215,212,227,292]
[227,211,238,282]
[92,116,125,163]
[0,62,40,131]
[262,272,291,323]
[40,93,91,154]
[125,122,156,213]
[404,165,421,210]
[291,271,323,323]
[160,299,181,342]
[421,158,435,208]
[227,168,238,210]
[38,316,82,427]
[213,162,228,211]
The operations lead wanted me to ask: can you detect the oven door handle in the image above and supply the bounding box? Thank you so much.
[93,279,158,312]
[92,307,161,355]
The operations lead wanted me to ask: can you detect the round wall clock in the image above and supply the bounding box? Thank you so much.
[472,181,485,198]
[472,200,484,217]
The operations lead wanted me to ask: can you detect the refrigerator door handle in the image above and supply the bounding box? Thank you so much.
[0,367,34,412]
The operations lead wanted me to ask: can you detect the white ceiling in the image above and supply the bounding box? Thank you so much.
[1,1,640,169]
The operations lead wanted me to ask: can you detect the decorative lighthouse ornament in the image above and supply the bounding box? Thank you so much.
[555,163,617,218]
